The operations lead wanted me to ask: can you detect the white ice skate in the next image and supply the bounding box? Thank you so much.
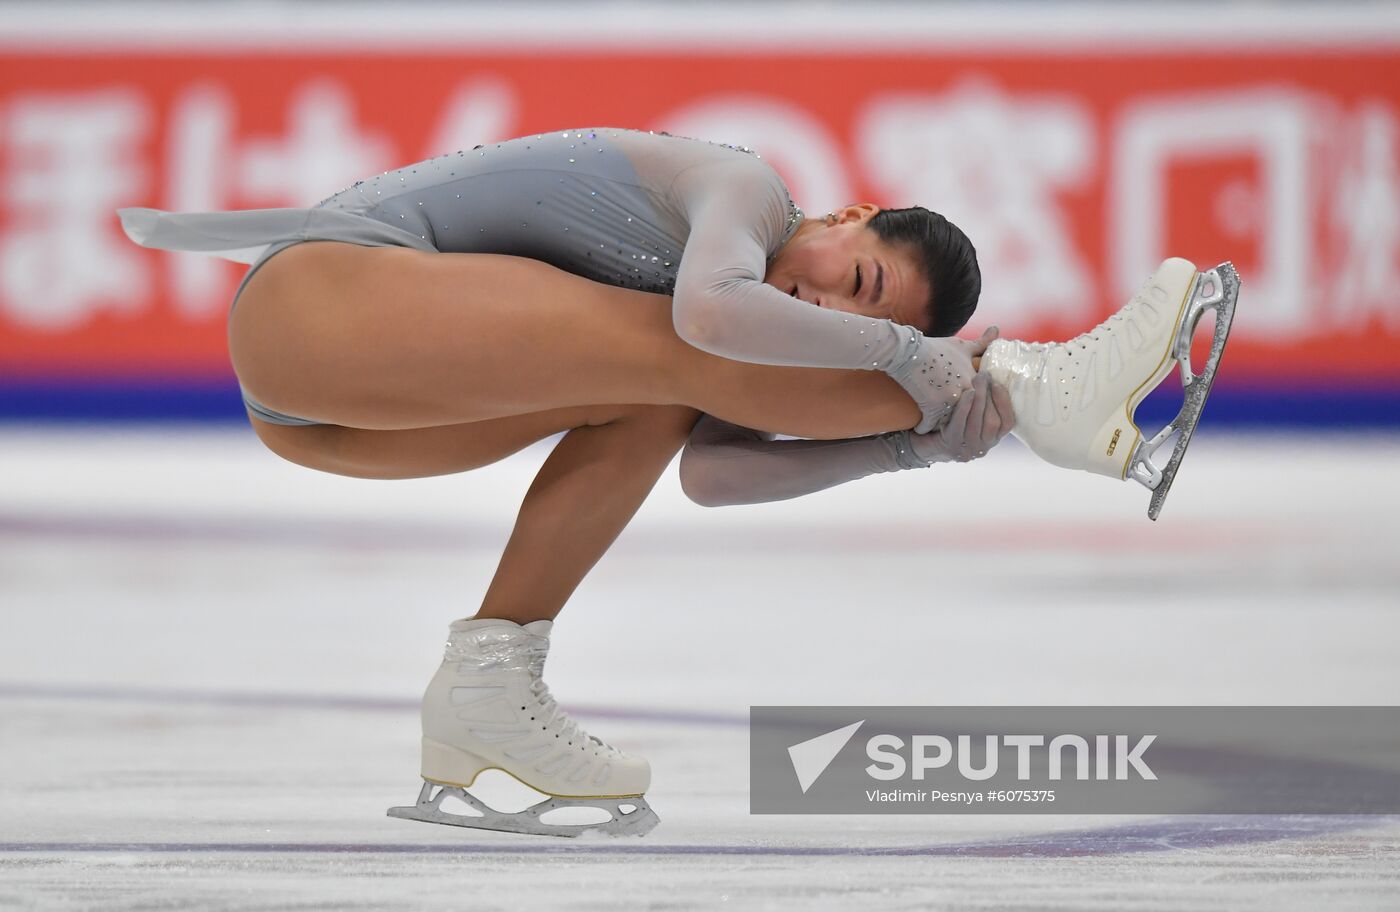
[979,257,1238,520]
[387,618,658,837]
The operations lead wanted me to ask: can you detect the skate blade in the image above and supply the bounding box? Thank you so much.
[387,780,660,838]
[1125,262,1239,521]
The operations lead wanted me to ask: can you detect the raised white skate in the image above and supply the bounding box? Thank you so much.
[979,257,1238,520]
[387,618,658,837]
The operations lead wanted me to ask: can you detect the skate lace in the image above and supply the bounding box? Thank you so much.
[1057,310,1120,350]
[528,676,617,754]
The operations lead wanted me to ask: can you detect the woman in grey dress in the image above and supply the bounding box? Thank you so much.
[119,126,1008,835]
[121,126,1006,617]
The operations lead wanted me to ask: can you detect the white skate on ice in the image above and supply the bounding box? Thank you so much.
[387,618,658,837]
[979,257,1238,520]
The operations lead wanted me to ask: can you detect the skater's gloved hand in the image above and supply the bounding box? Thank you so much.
[906,372,1014,464]
[883,326,1001,434]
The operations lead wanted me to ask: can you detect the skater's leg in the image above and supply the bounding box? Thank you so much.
[229,241,917,438]
[356,403,695,835]
[248,395,688,834]
[475,402,701,624]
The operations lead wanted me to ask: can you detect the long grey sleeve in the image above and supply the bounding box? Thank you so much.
[667,156,974,434]
[678,369,1017,506]
[678,413,927,507]
[669,160,920,371]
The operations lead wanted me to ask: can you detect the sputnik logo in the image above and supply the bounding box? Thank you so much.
[787,720,865,793]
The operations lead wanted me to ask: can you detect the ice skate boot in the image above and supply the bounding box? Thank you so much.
[979,257,1238,520]
[387,618,658,837]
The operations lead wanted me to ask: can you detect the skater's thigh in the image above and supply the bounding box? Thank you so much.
[227,241,686,428]
[248,401,699,480]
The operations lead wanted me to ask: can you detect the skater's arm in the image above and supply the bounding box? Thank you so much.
[668,159,985,434]
[678,414,918,507]
[679,375,1015,507]
[670,161,920,372]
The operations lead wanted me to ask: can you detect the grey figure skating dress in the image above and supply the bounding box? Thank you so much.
[118,127,948,502]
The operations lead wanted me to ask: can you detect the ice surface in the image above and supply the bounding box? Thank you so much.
[1,426,1397,910]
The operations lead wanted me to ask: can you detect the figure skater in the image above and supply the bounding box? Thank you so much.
[119,126,1235,837]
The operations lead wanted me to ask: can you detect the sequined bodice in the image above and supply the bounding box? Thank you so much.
[316,127,803,299]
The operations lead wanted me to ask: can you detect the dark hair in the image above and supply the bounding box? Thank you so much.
[867,207,980,337]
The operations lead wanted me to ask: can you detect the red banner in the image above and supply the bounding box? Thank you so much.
[2,46,1398,383]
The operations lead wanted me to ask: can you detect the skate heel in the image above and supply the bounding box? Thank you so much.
[1082,260,1199,481]
[421,737,494,787]
[1087,417,1139,480]
[1087,330,1185,480]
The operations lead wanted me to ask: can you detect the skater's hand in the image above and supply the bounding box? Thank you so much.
[884,325,1002,435]
[961,324,1001,373]
[908,372,1014,464]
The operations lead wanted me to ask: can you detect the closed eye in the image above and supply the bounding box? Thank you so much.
[854,264,862,298]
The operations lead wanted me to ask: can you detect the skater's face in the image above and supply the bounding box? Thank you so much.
[765,204,932,331]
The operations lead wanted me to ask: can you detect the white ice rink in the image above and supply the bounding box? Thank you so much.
[2,425,1398,910]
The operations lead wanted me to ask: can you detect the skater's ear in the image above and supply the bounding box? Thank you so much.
[830,203,880,225]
